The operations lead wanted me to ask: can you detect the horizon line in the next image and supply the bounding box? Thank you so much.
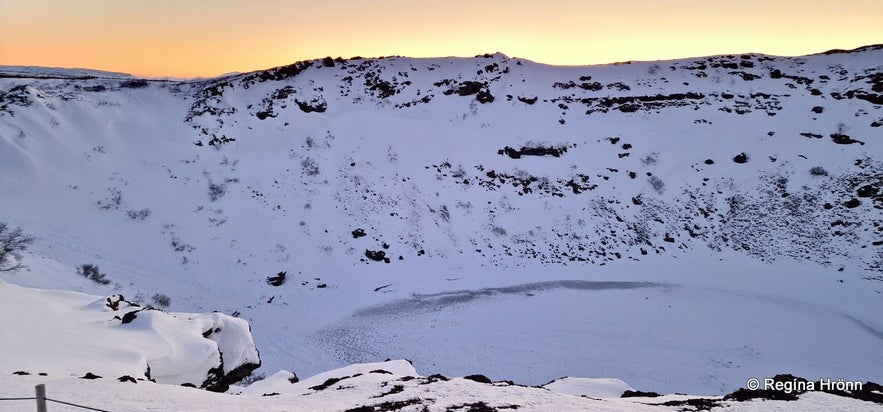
[4,43,881,80]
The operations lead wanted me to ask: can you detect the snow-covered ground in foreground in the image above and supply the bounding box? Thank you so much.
[3,373,880,412]
[1,279,880,411]
[1,45,882,408]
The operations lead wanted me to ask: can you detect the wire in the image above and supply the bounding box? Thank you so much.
[47,398,111,412]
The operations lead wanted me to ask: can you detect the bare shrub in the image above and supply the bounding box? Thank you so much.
[641,152,658,166]
[151,293,171,308]
[208,182,226,201]
[98,188,123,210]
[301,157,320,176]
[77,264,111,285]
[648,176,665,194]
[0,223,35,272]
[126,208,152,220]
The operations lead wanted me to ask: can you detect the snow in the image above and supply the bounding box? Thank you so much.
[543,377,635,398]
[0,65,134,79]
[1,46,882,409]
[235,359,418,396]
[0,280,259,389]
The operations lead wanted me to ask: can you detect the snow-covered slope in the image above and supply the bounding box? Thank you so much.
[0,279,259,392]
[1,45,882,403]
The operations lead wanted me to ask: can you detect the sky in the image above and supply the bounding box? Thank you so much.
[1,0,881,78]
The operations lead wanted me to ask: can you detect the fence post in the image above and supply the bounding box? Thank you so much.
[35,384,47,412]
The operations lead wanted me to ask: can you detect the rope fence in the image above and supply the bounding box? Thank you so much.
[0,384,110,412]
[45,397,110,411]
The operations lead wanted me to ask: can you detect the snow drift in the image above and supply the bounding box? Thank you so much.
[0,280,260,392]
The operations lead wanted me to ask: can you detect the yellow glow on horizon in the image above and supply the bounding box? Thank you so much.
[1,0,881,78]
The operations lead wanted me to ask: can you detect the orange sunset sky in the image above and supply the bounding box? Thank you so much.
[1,0,881,78]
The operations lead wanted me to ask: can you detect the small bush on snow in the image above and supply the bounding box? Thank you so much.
[77,263,111,285]
[151,293,171,308]
[648,175,665,194]
[301,157,320,176]
[208,182,226,202]
[491,226,508,236]
[126,208,152,220]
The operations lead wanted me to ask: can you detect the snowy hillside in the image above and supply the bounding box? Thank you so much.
[1,44,882,406]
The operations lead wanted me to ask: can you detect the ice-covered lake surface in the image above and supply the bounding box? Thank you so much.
[308,257,882,394]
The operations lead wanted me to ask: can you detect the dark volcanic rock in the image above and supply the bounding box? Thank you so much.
[857,185,879,198]
[267,271,287,286]
[365,250,389,263]
[621,390,661,398]
[723,374,806,402]
[201,360,261,393]
[498,145,567,159]
[463,374,493,384]
[831,133,864,145]
[121,310,140,324]
[118,375,137,383]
